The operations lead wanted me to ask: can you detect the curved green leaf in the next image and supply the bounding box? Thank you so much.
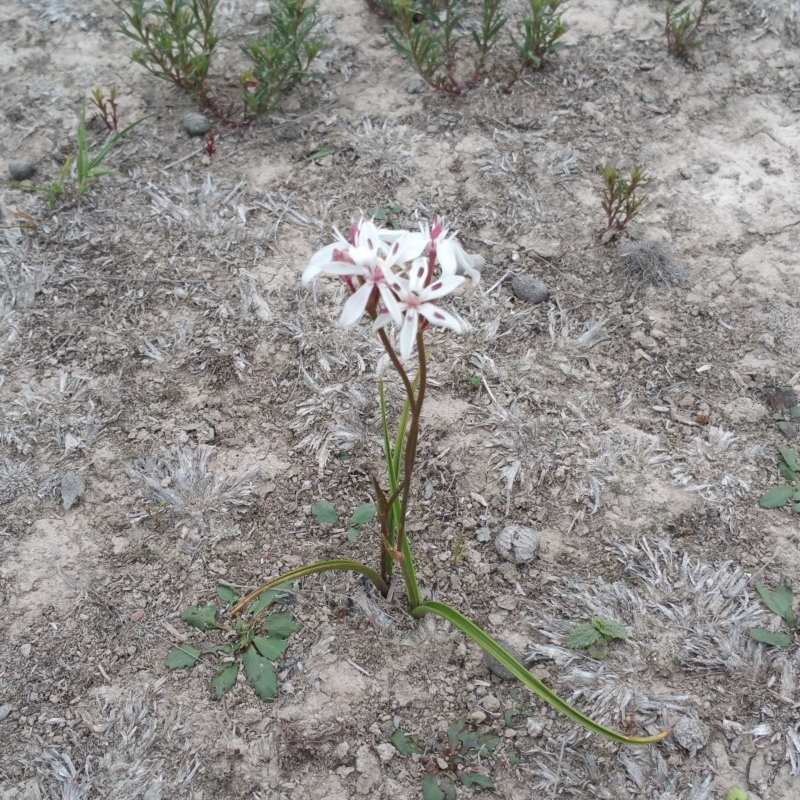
[779,462,798,482]
[749,628,792,647]
[312,500,338,525]
[181,604,219,631]
[165,644,200,669]
[389,728,422,755]
[760,486,794,509]
[779,446,800,473]
[350,503,376,526]
[253,635,289,660]
[243,645,278,700]
[231,559,388,616]
[422,777,445,800]
[755,582,795,625]
[593,617,628,640]
[460,772,494,789]
[566,622,602,649]
[217,585,240,605]
[211,661,239,699]
[414,600,670,745]
[264,611,301,639]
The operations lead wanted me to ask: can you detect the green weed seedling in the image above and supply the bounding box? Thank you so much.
[767,388,800,438]
[116,0,218,101]
[312,499,376,542]
[90,85,121,132]
[367,203,404,230]
[759,447,800,514]
[14,104,146,209]
[665,0,710,59]
[749,581,797,648]
[116,0,323,124]
[239,0,323,118]
[566,616,629,659]
[381,0,566,95]
[391,719,501,797]
[725,788,747,800]
[165,584,300,700]
[599,163,650,241]
[504,0,567,92]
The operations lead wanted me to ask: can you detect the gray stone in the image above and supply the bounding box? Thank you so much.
[511,275,550,305]
[8,158,35,181]
[494,524,539,565]
[182,112,211,137]
[61,470,85,510]
[0,703,12,722]
[673,715,709,756]
[483,637,525,681]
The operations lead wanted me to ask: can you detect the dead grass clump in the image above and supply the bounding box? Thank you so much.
[354,118,413,186]
[619,238,686,286]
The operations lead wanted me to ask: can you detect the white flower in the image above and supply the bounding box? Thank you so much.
[421,218,482,285]
[302,219,427,329]
[381,258,466,358]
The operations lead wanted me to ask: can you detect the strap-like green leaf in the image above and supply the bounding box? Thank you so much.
[231,559,388,616]
[414,600,669,744]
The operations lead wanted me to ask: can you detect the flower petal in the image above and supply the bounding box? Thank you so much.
[399,310,419,358]
[377,282,404,326]
[385,232,427,269]
[339,282,373,328]
[437,238,457,276]
[421,274,465,301]
[417,302,464,332]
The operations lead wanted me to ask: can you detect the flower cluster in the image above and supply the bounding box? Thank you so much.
[302,217,481,357]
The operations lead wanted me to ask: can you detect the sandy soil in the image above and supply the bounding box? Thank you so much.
[1,1,800,798]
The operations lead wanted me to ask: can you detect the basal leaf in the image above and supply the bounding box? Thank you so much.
[217,585,240,605]
[311,500,338,525]
[253,635,289,661]
[206,643,235,655]
[779,446,800,473]
[756,581,795,624]
[748,628,792,647]
[165,644,200,669]
[389,728,422,755]
[565,622,602,649]
[421,777,445,800]
[790,405,800,418]
[243,645,278,701]
[247,583,293,616]
[592,617,628,640]
[181,604,219,632]
[211,661,239,699]
[349,503,376,526]
[760,485,794,509]
[346,527,360,542]
[779,462,798,481]
[460,772,494,789]
[587,642,608,660]
[264,611,302,638]
[475,732,501,756]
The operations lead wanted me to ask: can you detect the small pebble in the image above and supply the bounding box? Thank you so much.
[8,158,35,181]
[484,637,525,681]
[511,275,550,305]
[673,715,709,756]
[182,112,211,137]
[495,525,540,565]
[0,703,12,722]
